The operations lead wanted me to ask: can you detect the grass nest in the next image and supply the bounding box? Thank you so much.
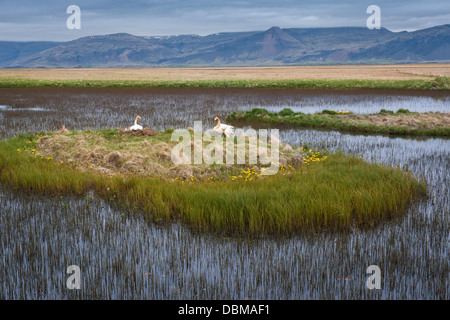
[32,128,303,180]
[119,127,160,136]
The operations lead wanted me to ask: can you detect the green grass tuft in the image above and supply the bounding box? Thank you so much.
[0,77,449,90]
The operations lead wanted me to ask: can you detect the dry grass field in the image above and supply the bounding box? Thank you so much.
[1,64,450,82]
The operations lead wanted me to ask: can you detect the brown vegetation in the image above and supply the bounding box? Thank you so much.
[1,64,450,82]
[341,112,450,130]
[36,129,304,179]
[119,127,160,136]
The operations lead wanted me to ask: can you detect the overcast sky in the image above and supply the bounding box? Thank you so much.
[0,0,449,41]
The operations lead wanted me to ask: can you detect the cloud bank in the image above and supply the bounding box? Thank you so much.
[0,0,449,41]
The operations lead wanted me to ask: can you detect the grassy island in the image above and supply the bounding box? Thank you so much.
[227,108,450,137]
[0,128,427,235]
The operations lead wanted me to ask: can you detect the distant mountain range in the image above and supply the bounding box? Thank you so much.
[1,25,449,67]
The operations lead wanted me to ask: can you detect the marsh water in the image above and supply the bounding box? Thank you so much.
[0,88,448,299]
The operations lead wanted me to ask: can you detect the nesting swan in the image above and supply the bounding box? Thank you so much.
[129,116,143,131]
[213,117,234,137]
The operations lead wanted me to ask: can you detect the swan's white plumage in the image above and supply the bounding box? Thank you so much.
[130,124,143,130]
[130,116,143,131]
[213,117,234,137]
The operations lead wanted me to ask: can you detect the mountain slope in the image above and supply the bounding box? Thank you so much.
[156,26,400,66]
[2,25,449,67]
[8,33,179,67]
[0,41,62,67]
[349,24,450,62]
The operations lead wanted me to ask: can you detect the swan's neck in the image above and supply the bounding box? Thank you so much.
[214,119,220,129]
[134,117,139,125]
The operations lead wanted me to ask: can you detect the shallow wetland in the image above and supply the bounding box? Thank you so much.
[0,88,448,299]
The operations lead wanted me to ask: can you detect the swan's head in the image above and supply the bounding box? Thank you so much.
[214,117,219,121]
[136,116,141,119]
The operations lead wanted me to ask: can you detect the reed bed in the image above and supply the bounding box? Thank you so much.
[1,187,446,300]
[0,132,426,235]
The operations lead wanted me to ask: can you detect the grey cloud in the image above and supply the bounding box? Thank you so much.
[0,0,448,41]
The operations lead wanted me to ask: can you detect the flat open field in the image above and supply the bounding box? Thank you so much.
[1,64,450,81]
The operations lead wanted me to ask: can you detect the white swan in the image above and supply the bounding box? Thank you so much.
[129,116,143,131]
[213,117,234,137]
